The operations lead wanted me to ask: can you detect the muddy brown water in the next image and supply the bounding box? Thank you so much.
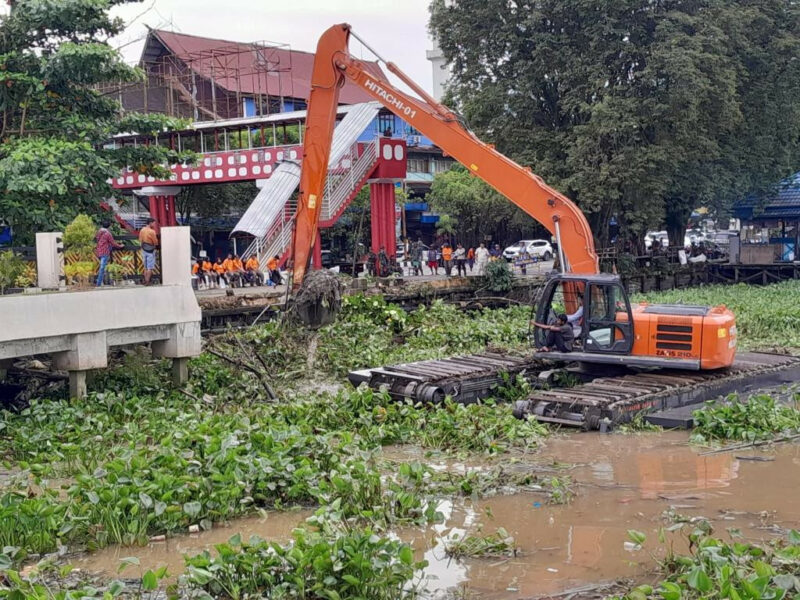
[76,431,800,599]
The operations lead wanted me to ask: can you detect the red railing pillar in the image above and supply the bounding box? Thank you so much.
[312,229,322,269]
[140,187,182,231]
[370,182,397,257]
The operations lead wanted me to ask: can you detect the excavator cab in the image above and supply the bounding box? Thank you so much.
[534,273,634,358]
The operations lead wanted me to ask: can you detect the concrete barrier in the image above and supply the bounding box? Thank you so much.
[0,227,201,397]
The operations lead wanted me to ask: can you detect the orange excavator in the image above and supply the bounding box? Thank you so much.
[289,24,736,371]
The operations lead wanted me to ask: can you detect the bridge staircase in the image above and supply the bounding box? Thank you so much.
[234,102,381,269]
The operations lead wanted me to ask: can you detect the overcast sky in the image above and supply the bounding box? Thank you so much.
[109,0,436,94]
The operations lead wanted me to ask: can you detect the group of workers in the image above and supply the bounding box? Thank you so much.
[192,253,283,289]
[408,240,506,277]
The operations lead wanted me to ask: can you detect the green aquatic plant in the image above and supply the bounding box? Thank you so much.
[183,528,425,600]
[609,526,800,600]
[691,393,800,444]
[444,527,518,559]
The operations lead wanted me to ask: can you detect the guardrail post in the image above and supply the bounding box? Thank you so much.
[35,232,64,290]
[160,226,192,286]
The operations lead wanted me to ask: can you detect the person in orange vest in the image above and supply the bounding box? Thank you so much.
[442,243,453,276]
[191,259,203,290]
[467,247,475,272]
[222,253,243,287]
[244,254,263,286]
[266,255,282,286]
[201,257,216,288]
[213,257,228,288]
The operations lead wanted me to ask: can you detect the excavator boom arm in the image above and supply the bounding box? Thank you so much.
[291,24,598,286]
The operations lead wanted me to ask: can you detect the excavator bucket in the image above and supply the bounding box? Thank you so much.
[292,269,343,329]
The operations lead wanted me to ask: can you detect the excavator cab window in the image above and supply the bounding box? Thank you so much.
[534,279,586,347]
[535,276,634,354]
[583,280,634,354]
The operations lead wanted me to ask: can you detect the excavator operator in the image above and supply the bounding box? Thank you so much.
[533,314,574,353]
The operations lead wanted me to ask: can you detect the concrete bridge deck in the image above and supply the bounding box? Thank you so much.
[0,228,201,397]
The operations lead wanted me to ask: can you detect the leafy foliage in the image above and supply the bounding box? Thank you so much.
[691,393,800,444]
[0,299,555,600]
[315,297,530,377]
[483,259,513,292]
[0,250,24,292]
[339,294,408,333]
[63,261,93,286]
[611,525,800,600]
[445,527,517,559]
[184,528,425,600]
[62,213,94,257]
[426,165,545,247]
[430,0,800,247]
[435,212,457,240]
[0,1,194,243]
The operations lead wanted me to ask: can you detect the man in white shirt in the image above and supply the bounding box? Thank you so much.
[567,300,583,337]
[475,243,490,275]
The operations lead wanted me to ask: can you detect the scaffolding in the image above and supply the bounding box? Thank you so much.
[98,38,296,122]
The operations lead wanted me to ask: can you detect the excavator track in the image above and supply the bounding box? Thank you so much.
[349,352,800,431]
[348,352,538,404]
[514,352,800,430]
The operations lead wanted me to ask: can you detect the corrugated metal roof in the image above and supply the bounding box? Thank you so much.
[231,161,301,238]
[231,102,381,238]
[763,206,800,218]
[147,30,387,105]
[736,171,800,221]
[328,102,380,165]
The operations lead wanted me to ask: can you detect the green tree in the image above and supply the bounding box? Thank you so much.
[0,0,194,244]
[435,213,457,242]
[426,165,547,246]
[322,187,370,259]
[175,182,256,222]
[322,186,407,259]
[430,0,800,248]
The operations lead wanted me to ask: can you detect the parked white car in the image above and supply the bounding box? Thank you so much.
[503,239,553,261]
[644,230,670,249]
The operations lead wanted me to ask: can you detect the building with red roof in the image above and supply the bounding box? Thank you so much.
[108,28,387,120]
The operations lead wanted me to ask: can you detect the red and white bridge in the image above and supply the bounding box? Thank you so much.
[109,103,406,267]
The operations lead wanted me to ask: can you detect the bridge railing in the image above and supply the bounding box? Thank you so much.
[241,138,381,268]
[321,139,379,223]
